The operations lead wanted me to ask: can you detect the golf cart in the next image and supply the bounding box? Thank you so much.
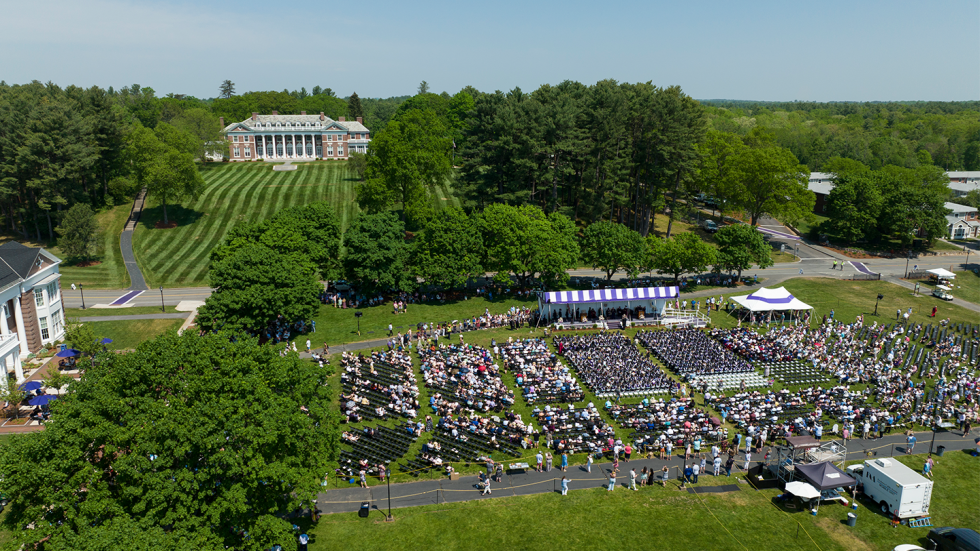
[932,285,954,301]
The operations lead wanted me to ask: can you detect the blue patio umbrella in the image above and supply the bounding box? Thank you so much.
[18,381,42,392]
[100,338,113,344]
[55,348,80,358]
[28,394,58,406]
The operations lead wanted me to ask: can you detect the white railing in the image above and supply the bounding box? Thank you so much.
[659,308,710,328]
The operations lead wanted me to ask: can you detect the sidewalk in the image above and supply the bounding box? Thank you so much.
[315,428,978,515]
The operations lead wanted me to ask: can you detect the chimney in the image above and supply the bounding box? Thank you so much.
[251,112,258,120]
[319,112,325,121]
[272,110,278,115]
[356,117,362,124]
[301,111,306,115]
[339,116,345,122]
[219,117,224,127]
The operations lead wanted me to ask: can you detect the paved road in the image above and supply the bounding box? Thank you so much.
[316,428,979,515]
[65,287,212,309]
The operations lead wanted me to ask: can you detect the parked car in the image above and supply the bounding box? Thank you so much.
[331,280,351,292]
[702,220,718,233]
[927,527,980,551]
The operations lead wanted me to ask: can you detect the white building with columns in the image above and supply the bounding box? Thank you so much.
[221,112,370,161]
[0,241,65,388]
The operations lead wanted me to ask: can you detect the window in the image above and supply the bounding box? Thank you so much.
[47,282,59,304]
[34,288,45,307]
[245,147,251,157]
[234,147,240,157]
[338,146,344,156]
[51,310,62,337]
[233,135,239,143]
[327,147,333,156]
[39,316,49,340]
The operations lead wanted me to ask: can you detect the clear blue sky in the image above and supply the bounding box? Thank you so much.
[3,0,978,101]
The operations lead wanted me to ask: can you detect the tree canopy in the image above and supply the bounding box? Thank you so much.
[478,204,579,287]
[197,242,321,333]
[713,223,773,278]
[0,330,337,551]
[55,203,99,261]
[579,220,646,280]
[342,211,415,292]
[645,232,716,282]
[412,207,485,289]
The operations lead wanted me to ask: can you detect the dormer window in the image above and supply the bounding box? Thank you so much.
[276,123,281,128]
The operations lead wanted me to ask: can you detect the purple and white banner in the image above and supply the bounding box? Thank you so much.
[544,286,679,304]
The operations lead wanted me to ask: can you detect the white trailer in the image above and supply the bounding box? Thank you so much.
[846,458,933,518]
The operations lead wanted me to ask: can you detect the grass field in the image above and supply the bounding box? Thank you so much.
[81,318,183,350]
[133,162,461,288]
[306,451,979,551]
[64,306,180,317]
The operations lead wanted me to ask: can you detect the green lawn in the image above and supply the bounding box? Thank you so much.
[64,306,180,317]
[310,295,538,347]
[705,278,980,330]
[308,451,979,551]
[133,162,460,288]
[81,318,184,350]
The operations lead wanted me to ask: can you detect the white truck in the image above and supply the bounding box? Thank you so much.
[846,458,933,518]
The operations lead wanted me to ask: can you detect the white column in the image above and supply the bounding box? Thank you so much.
[0,304,8,335]
[302,135,308,158]
[291,135,297,158]
[0,356,7,391]
[12,353,23,384]
[13,295,27,357]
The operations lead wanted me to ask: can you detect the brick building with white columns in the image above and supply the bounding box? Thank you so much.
[221,112,370,161]
[0,241,66,389]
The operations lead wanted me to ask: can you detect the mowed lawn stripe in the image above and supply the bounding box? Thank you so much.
[136,164,243,272]
[140,166,253,285]
[172,167,271,285]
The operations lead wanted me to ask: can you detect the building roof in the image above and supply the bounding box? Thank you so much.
[808,172,834,182]
[945,202,977,213]
[808,181,833,196]
[224,114,369,134]
[0,241,43,288]
[947,171,980,179]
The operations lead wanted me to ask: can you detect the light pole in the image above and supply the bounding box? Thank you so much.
[905,255,911,279]
[874,293,883,316]
[159,286,165,312]
[355,311,363,336]
[386,466,393,521]
[79,284,85,310]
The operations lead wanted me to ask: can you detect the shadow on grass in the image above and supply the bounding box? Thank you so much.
[138,204,204,230]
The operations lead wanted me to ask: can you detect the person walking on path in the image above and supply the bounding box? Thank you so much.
[607,470,617,491]
[661,466,670,487]
[640,467,649,487]
[625,444,632,462]
[561,452,568,472]
[546,452,553,472]
[743,451,752,471]
[482,477,491,495]
[713,454,722,476]
[536,452,544,472]
[388,323,393,337]
[692,463,700,483]
[725,455,735,477]
[561,476,568,496]
[906,433,916,454]
[833,260,837,270]
[586,453,593,473]
[963,417,973,438]
[629,468,638,491]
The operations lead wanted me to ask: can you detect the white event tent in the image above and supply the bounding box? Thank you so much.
[926,268,956,279]
[730,286,813,312]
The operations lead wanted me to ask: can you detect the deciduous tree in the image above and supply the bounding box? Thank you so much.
[0,330,336,551]
[724,145,813,226]
[580,220,646,280]
[713,223,773,278]
[412,207,484,289]
[342,211,415,292]
[55,203,100,261]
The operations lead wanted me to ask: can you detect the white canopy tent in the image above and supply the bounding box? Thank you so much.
[784,481,821,500]
[730,286,813,312]
[926,268,956,279]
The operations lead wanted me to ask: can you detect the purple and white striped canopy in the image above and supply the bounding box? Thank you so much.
[544,287,679,304]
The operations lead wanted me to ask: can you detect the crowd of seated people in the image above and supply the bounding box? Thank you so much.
[420,344,515,413]
[637,328,753,376]
[711,327,804,363]
[340,350,419,423]
[553,332,672,394]
[530,402,615,455]
[409,413,536,469]
[256,314,310,344]
[501,338,583,404]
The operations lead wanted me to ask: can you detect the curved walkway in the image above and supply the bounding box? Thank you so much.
[121,189,149,291]
[316,429,978,515]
